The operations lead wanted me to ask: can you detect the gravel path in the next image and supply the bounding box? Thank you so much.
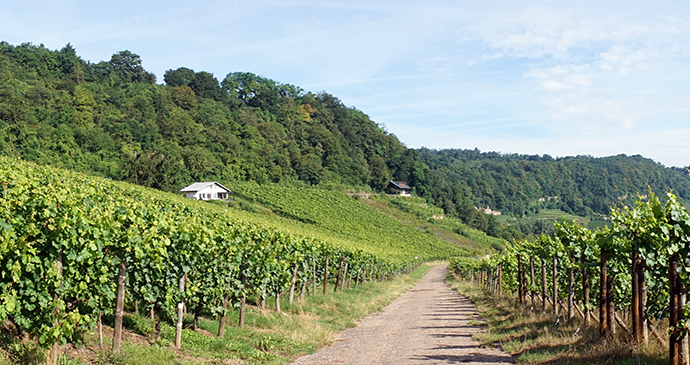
[290,264,514,364]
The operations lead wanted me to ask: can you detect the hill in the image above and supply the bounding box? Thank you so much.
[418,149,690,220]
[0,42,417,192]
[2,41,690,241]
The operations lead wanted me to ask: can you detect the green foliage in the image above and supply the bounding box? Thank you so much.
[3,41,689,245]
[0,42,416,196]
[0,157,458,350]
[453,191,690,338]
[231,182,466,262]
[418,149,690,220]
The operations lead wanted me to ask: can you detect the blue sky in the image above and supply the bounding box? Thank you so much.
[2,0,690,166]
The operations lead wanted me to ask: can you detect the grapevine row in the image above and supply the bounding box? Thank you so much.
[450,191,690,364]
[0,157,420,361]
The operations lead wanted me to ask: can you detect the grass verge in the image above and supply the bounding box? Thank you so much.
[446,274,667,365]
[2,264,435,365]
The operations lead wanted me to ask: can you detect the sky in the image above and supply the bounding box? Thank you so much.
[2,0,690,167]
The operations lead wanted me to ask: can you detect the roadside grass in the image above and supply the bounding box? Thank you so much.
[446,275,667,365]
[2,264,434,365]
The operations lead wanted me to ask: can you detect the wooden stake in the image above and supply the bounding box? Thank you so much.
[340,262,348,291]
[323,256,329,295]
[113,261,126,353]
[583,266,590,327]
[518,254,524,304]
[98,312,103,349]
[599,249,608,337]
[175,274,186,349]
[334,256,345,293]
[530,257,535,308]
[218,294,228,337]
[542,256,547,312]
[497,264,502,297]
[239,275,247,328]
[607,272,615,335]
[671,253,681,365]
[632,245,641,344]
[312,257,317,296]
[288,266,298,304]
[568,263,574,321]
[552,255,558,316]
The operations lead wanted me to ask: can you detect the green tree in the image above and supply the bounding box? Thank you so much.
[109,50,155,83]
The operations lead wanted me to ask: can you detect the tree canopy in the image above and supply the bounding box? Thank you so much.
[2,41,689,241]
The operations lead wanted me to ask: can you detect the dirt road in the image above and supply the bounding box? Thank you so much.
[290,264,514,364]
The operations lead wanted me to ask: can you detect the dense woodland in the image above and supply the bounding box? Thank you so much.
[2,41,690,240]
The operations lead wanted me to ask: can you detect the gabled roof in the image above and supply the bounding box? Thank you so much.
[389,181,411,190]
[180,181,233,193]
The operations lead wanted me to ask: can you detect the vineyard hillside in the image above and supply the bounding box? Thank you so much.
[228,182,475,260]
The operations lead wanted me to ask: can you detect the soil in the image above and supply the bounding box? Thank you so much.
[290,264,515,364]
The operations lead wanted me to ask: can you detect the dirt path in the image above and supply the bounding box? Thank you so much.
[290,264,514,364]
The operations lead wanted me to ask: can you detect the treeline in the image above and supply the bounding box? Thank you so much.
[2,41,690,241]
[418,149,690,219]
[0,42,423,192]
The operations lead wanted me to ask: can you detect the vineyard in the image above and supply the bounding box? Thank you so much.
[450,191,690,364]
[231,182,469,261]
[0,157,462,363]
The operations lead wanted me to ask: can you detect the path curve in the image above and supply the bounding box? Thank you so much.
[290,264,514,364]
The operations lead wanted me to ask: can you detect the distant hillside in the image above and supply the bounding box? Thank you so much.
[418,149,690,219]
[2,41,689,241]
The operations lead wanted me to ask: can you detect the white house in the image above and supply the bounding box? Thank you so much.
[180,182,233,201]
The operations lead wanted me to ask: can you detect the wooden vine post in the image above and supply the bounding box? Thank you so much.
[175,274,186,349]
[541,255,547,312]
[670,253,682,365]
[48,251,63,365]
[552,255,558,316]
[288,265,298,304]
[334,256,345,292]
[488,266,494,293]
[239,275,247,328]
[606,265,615,335]
[340,262,349,291]
[312,257,317,296]
[113,260,126,353]
[518,254,524,304]
[632,244,644,344]
[218,291,229,337]
[530,257,535,307]
[582,265,590,327]
[568,254,574,321]
[599,248,608,337]
[323,256,329,295]
[498,264,503,297]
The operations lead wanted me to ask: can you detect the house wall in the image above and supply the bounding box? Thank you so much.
[191,184,231,200]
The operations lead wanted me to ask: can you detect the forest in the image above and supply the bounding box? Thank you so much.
[2,41,689,240]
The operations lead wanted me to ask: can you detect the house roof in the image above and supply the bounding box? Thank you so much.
[180,181,233,193]
[389,181,411,190]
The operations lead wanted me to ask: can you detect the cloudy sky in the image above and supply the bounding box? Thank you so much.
[2,0,690,166]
